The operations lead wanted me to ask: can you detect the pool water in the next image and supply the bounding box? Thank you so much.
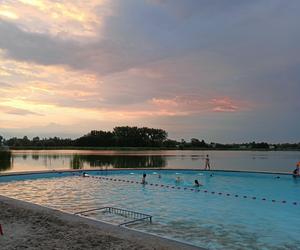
[0,170,300,249]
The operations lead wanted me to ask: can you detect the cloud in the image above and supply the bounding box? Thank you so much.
[0,0,111,39]
[0,105,42,116]
[151,96,247,114]
[0,82,12,88]
[0,0,300,141]
[0,19,164,76]
[210,98,239,113]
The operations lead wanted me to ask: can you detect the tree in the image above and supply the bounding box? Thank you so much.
[113,126,167,147]
[190,138,208,148]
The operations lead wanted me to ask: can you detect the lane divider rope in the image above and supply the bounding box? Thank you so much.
[83,175,298,206]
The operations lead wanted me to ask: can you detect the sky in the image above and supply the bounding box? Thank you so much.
[0,0,299,143]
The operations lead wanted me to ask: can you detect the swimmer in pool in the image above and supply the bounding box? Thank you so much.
[141,173,147,184]
[292,163,300,177]
[82,172,88,177]
[194,179,202,187]
[175,176,181,183]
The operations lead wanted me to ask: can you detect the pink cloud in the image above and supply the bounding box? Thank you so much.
[150,96,207,115]
[210,97,239,112]
[149,96,250,115]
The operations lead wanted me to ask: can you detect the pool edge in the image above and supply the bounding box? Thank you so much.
[0,168,292,177]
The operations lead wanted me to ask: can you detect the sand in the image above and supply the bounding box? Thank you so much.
[0,195,202,250]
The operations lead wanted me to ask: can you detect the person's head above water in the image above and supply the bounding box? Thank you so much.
[143,173,146,178]
[175,176,181,183]
[194,179,202,187]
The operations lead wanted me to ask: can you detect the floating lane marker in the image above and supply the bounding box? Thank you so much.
[86,175,299,206]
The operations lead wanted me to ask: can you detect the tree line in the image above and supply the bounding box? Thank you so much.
[1,126,169,148]
[1,126,300,150]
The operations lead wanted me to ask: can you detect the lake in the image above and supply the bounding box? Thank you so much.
[1,150,299,173]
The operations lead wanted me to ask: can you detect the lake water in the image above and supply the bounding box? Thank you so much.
[1,150,300,173]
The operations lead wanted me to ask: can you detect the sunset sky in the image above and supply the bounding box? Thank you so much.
[0,0,299,142]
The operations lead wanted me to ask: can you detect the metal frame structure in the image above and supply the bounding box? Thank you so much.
[75,206,152,226]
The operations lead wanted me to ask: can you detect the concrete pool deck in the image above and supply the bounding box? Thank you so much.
[0,195,203,250]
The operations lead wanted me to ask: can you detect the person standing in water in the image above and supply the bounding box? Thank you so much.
[292,162,300,177]
[141,173,147,184]
[175,176,181,183]
[204,154,211,170]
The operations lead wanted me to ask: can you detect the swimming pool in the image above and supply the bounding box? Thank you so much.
[0,170,299,249]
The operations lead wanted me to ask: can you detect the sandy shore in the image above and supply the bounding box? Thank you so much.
[0,195,202,250]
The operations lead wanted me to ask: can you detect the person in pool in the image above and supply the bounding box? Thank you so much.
[194,179,202,187]
[175,176,182,183]
[292,163,300,177]
[82,172,88,177]
[141,173,147,184]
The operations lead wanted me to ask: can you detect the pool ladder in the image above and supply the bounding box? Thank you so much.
[75,206,152,226]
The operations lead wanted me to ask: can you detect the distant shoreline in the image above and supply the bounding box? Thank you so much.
[7,146,300,151]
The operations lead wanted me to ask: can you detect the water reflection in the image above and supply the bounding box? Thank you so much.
[0,151,12,171]
[70,155,84,169]
[4,150,300,173]
[70,154,167,169]
[32,154,40,160]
